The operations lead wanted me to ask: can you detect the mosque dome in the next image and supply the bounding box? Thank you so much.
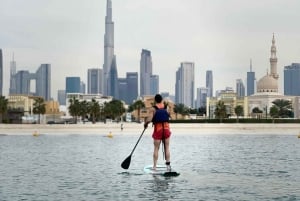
[257,75,278,93]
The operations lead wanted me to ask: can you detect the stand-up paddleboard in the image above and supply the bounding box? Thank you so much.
[143,165,180,177]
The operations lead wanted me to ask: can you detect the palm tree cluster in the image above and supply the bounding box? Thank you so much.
[68,97,125,123]
[270,99,293,118]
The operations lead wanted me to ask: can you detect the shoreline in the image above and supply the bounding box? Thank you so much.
[1,123,300,135]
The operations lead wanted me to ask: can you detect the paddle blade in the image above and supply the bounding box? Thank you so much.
[163,172,180,177]
[121,155,131,169]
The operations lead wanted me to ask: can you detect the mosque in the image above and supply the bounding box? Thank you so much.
[207,34,300,119]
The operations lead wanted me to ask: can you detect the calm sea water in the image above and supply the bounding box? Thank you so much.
[0,132,299,201]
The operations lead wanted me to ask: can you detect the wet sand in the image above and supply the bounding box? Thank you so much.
[1,123,300,136]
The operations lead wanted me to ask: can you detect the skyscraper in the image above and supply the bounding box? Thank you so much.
[196,87,208,109]
[284,63,300,96]
[247,59,255,96]
[0,49,2,96]
[175,62,195,108]
[66,77,81,94]
[206,70,213,97]
[140,49,152,96]
[36,64,51,100]
[9,53,17,95]
[87,68,102,94]
[108,55,119,98]
[15,70,31,95]
[103,0,117,96]
[126,72,138,104]
[236,79,245,97]
[150,75,159,95]
[57,90,66,105]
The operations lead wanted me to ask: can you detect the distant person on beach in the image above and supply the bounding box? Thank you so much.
[144,94,171,171]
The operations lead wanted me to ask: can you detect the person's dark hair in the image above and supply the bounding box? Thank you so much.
[154,94,163,103]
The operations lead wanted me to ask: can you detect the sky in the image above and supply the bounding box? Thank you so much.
[1,0,300,100]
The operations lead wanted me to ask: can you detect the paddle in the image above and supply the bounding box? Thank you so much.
[121,127,147,169]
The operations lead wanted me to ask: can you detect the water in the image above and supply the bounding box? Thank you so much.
[0,133,299,201]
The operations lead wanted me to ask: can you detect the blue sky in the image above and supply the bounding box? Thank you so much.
[1,0,300,99]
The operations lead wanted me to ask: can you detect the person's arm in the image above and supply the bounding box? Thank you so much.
[144,107,154,129]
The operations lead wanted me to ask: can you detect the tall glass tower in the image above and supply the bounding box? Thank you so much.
[140,49,152,96]
[0,49,3,96]
[36,64,51,100]
[206,70,213,97]
[175,62,195,108]
[103,0,117,96]
[247,59,255,96]
[284,63,300,96]
[87,68,102,94]
[9,53,17,95]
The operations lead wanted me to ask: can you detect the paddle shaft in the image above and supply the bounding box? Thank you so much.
[130,127,146,155]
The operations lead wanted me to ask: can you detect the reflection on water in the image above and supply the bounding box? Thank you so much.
[0,134,299,200]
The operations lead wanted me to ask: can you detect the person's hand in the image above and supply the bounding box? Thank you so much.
[144,122,149,129]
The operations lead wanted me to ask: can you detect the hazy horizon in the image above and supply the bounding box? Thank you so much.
[1,0,300,99]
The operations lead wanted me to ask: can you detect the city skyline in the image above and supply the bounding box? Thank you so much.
[1,0,300,99]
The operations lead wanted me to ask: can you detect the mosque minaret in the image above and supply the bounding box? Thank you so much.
[256,34,279,93]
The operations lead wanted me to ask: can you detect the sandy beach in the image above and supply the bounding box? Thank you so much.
[1,123,300,136]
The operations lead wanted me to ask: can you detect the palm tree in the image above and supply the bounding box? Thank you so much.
[131,100,145,122]
[68,97,81,123]
[79,100,89,122]
[271,99,293,118]
[103,99,125,121]
[89,98,101,123]
[0,96,8,123]
[214,101,227,123]
[234,105,243,123]
[173,103,189,120]
[33,97,46,124]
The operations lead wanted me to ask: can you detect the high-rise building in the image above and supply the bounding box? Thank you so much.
[80,81,86,94]
[118,78,127,103]
[150,75,159,95]
[66,77,81,94]
[108,56,119,99]
[236,79,245,97]
[126,72,138,104]
[15,70,31,95]
[87,68,102,94]
[36,64,51,100]
[196,87,208,109]
[57,90,66,105]
[9,53,17,95]
[175,62,195,108]
[206,70,213,97]
[247,59,255,96]
[0,49,2,96]
[103,0,117,96]
[140,49,152,96]
[284,63,300,96]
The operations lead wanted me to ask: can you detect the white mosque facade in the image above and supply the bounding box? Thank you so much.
[247,34,300,118]
[207,34,300,119]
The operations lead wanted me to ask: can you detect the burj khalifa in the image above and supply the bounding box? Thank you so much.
[103,0,118,98]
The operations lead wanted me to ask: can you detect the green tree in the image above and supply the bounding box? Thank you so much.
[130,100,145,122]
[173,103,189,119]
[33,97,46,124]
[271,99,293,118]
[103,99,125,121]
[68,97,81,123]
[252,107,263,114]
[89,98,101,123]
[0,96,8,123]
[79,100,89,122]
[234,105,244,123]
[214,101,227,123]
[269,105,279,119]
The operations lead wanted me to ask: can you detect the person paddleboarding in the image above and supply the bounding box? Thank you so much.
[144,94,172,171]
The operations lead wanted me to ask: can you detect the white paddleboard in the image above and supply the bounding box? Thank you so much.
[143,165,180,176]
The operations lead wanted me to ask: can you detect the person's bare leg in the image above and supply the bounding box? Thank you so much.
[153,139,161,170]
[164,137,170,163]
